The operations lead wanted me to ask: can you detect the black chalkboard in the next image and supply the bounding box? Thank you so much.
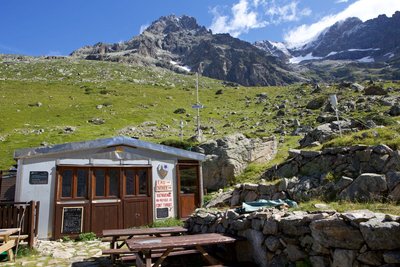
[62,207,83,234]
[29,171,48,184]
[156,208,169,219]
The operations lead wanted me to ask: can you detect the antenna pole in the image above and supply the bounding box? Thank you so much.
[196,72,201,139]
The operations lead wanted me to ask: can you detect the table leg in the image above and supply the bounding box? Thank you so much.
[153,247,173,267]
[195,245,221,266]
[0,236,16,262]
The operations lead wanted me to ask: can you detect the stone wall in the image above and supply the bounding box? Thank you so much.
[195,133,277,190]
[263,144,400,180]
[186,208,400,267]
[245,144,400,202]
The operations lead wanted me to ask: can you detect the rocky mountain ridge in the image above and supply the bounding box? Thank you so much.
[258,11,400,65]
[71,15,303,86]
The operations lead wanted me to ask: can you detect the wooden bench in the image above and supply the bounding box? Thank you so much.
[0,234,29,242]
[120,248,200,262]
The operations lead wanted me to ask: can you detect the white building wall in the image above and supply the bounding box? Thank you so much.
[15,158,56,239]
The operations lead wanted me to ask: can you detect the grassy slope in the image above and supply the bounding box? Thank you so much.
[0,56,399,174]
[0,57,305,168]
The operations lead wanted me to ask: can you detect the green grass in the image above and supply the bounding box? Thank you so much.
[148,217,184,227]
[293,199,400,215]
[323,125,400,149]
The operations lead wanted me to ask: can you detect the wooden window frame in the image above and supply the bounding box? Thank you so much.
[58,167,89,200]
[92,167,121,199]
[122,167,151,198]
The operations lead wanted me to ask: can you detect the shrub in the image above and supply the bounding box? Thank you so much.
[160,139,198,150]
[77,232,97,241]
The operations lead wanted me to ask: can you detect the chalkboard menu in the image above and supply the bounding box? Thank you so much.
[156,208,169,219]
[29,171,48,184]
[62,207,83,234]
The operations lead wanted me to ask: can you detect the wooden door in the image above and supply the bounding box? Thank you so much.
[90,168,122,234]
[122,168,152,228]
[177,164,200,218]
[91,202,121,234]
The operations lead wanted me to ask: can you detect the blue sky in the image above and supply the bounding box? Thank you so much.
[1,0,399,56]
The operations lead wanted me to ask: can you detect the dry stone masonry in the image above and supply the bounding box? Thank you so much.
[186,208,400,267]
[257,144,400,202]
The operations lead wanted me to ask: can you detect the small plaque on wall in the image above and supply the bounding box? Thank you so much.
[156,208,169,219]
[29,171,48,184]
[62,207,83,234]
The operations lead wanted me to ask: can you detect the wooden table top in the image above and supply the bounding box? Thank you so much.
[0,228,20,237]
[126,233,237,251]
[102,226,188,237]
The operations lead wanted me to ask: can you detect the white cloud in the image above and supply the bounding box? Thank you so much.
[284,0,400,48]
[210,0,311,37]
[267,1,311,24]
[335,0,349,3]
[210,0,267,37]
[139,24,149,34]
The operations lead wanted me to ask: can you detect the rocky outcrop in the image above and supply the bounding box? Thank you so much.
[186,208,400,267]
[195,134,277,190]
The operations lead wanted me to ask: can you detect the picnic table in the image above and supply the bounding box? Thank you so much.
[102,226,188,263]
[0,228,20,261]
[126,233,237,267]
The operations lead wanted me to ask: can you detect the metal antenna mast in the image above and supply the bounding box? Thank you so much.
[192,72,203,140]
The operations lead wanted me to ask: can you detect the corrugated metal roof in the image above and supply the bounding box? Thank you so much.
[14,136,205,161]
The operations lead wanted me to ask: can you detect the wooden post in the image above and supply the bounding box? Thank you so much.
[0,170,2,199]
[28,201,35,248]
[35,201,40,238]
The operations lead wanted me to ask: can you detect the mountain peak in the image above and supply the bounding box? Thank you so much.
[144,15,206,35]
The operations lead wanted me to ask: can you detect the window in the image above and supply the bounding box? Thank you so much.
[94,169,106,197]
[61,170,73,198]
[123,168,149,196]
[76,169,88,197]
[92,168,120,198]
[179,165,198,194]
[58,168,88,199]
[125,170,135,196]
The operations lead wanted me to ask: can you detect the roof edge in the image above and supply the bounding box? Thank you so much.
[14,136,205,161]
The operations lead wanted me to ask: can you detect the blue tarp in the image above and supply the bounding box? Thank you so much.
[237,199,298,213]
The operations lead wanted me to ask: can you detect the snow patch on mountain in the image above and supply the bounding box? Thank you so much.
[357,56,375,63]
[289,53,322,64]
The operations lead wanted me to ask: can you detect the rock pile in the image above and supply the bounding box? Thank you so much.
[186,208,400,267]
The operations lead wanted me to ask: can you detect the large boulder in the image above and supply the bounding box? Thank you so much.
[359,218,400,250]
[388,104,400,116]
[339,173,387,201]
[197,133,277,190]
[364,85,388,95]
[310,217,364,249]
